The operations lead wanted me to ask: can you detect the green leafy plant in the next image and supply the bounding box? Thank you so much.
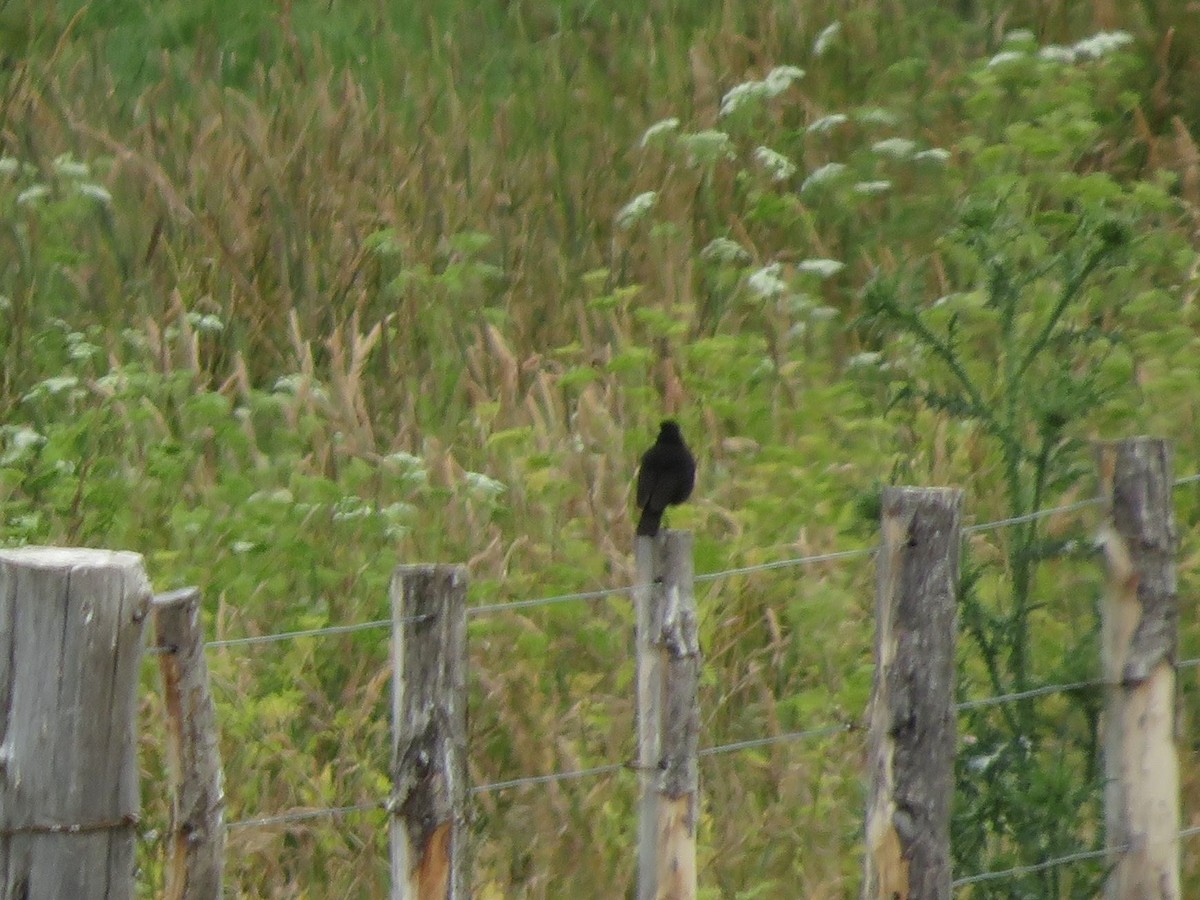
[4,2,1200,896]
[856,35,1198,894]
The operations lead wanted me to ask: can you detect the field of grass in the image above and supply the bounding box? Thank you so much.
[4,0,1200,896]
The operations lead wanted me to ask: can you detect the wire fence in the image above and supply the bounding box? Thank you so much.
[221,653,1200,829]
[950,824,1200,889]
[156,472,1200,887]
[211,800,1200,893]
[189,471,1200,652]
[187,544,878,650]
[225,801,382,832]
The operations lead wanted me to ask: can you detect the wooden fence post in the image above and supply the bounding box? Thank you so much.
[389,565,468,900]
[1096,438,1180,900]
[0,548,151,900]
[635,531,699,900]
[153,588,225,900]
[862,488,961,900]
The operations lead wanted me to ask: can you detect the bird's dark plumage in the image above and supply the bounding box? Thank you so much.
[636,420,696,537]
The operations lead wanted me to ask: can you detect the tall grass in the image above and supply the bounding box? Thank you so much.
[3,0,1200,896]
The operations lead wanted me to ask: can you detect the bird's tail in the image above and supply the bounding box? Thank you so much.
[636,507,662,537]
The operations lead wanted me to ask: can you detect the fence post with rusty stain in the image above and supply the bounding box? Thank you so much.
[390,565,469,900]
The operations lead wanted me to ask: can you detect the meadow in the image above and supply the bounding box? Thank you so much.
[4,1,1200,896]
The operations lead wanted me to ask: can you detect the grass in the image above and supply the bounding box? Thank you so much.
[3,0,1200,896]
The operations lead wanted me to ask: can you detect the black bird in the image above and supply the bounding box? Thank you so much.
[636,420,696,537]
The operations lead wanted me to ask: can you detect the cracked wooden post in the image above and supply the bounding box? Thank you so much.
[390,565,468,900]
[153,587,225,900]
[1096,438,1179,900]
[862,488,961,900]
[0,548,151,900]
[635,530,699,900]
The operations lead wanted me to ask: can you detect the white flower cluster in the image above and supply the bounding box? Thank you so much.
[748,263,788,298]
[797,259,844,278]
[720,65,806,117]
[616,191,657,229]
[800,162,848,194]
[640,118,680,147]
[813,22,841,57]
[754,146,796,181]
[4,154,113,207]
[991,29,1134,66]
[701,238,751,265]
[465,471,506,498]
[679,130,735,165]
[1051,30,1134,61]
[856,107,899,127]
[747,259,844,301]
[913,148,951,164]
[871,137,917,159]
[854,180,892,195]
[807,113,849,135]
[0,426,45,465]
[987,50,1027,69]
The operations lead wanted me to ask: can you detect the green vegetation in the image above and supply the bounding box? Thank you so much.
[3,1,1200,896]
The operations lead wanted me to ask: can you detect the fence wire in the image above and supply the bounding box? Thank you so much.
[956,679,1098,712]
[221,800,1200,895]
[466,585,630,616]
[206,619,391,649]
[470,761,628,795]
[231,722,861,825]
[224,652,1200,829]
[697,721,856,758]
[184,470,1200,652]
[463,545,877,620]
[693,546,876,583]
[195,471,1200,842]
[180,544,877,652]
[223,804,1200,895]
[951,824,1200,889]
[225,801,382,831]
[958,654,1200,712]
[961,495,1103,533]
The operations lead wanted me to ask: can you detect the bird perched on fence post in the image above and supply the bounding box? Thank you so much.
[636,420,696,537]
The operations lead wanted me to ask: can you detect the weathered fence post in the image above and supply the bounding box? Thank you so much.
[389,565,468,900]
[0,548,151,900]
[635,531,699,900]
[862,488,961,900]
[1096,438,1180,900]
[153,588,225,900]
